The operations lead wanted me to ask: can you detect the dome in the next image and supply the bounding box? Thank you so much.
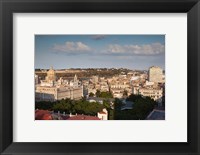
[46,66,56,82]
[48,66,55,74]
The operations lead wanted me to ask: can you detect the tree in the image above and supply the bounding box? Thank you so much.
[103,100,110,109]
[99,91,113,98]
[113,94,156,120]
[127,94,142,102]
[35,101,55,110]
[114,98,123,111]
[108,109,114,120]
[96,90,101,97]
[89,92,94,97]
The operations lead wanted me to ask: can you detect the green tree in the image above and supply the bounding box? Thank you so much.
[108,109,114,120]
[99,91,113,98]
[35,101,54,110]
[113,95,156,120]
[127,94,142,102]
[96,90,101,97]
[103,100,110,109]
[89,92,94,97]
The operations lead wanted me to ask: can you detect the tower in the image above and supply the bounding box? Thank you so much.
[73,74,78,87]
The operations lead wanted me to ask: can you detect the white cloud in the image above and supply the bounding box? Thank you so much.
[104,43,164,55]
[53,41,91,54]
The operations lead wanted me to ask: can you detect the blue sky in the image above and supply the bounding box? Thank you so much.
[35,35,165,70]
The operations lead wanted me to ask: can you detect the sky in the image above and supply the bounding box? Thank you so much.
[35,35,165,70]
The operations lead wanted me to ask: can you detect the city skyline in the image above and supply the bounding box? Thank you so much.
[35,35,165,70]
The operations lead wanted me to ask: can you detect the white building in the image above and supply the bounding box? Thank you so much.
[92,75,99,83]
[97,108,108,120]
[148,66,163,83]
[138,87,163,103]
[35,74,39,85]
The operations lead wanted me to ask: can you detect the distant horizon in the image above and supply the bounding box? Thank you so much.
[35,35,165,70]
[35,66,165,71]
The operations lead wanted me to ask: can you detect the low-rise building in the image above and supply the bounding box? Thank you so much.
[97,108,108,120]
[138,87,163,103]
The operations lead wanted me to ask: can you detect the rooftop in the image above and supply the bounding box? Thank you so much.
[146,109,165,120]
[35,110,52,120]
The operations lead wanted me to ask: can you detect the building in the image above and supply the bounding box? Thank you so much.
[148,66,163,83]
[138,87,163,103]
[146,109,165,120]
[35,74,39,85]
[111,89,124,98]
[35,67,83,101]
[87,97,103,104]
[121,100,134,110]
[45,66,56,82]
[35,110,52,120]
[97,108,108,120]
[66,115,100,120]
[35,110,101,120]
[92,75,99,83]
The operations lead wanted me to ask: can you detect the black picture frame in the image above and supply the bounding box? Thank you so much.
[0,0,200,154]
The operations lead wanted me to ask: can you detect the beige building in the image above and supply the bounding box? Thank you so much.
[45,66,56,82]
[138,87,163,103]
[35,86,83,101]
[111,89,124,98]
[35,67,83,101]
[92,75,99,83]
[148,66,163,83]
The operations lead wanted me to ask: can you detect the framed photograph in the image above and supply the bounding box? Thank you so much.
[0,0,200,154]
[34,34,165,121]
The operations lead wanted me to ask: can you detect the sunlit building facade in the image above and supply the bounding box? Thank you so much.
[148,66,163,83]
[35,67,83,101]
